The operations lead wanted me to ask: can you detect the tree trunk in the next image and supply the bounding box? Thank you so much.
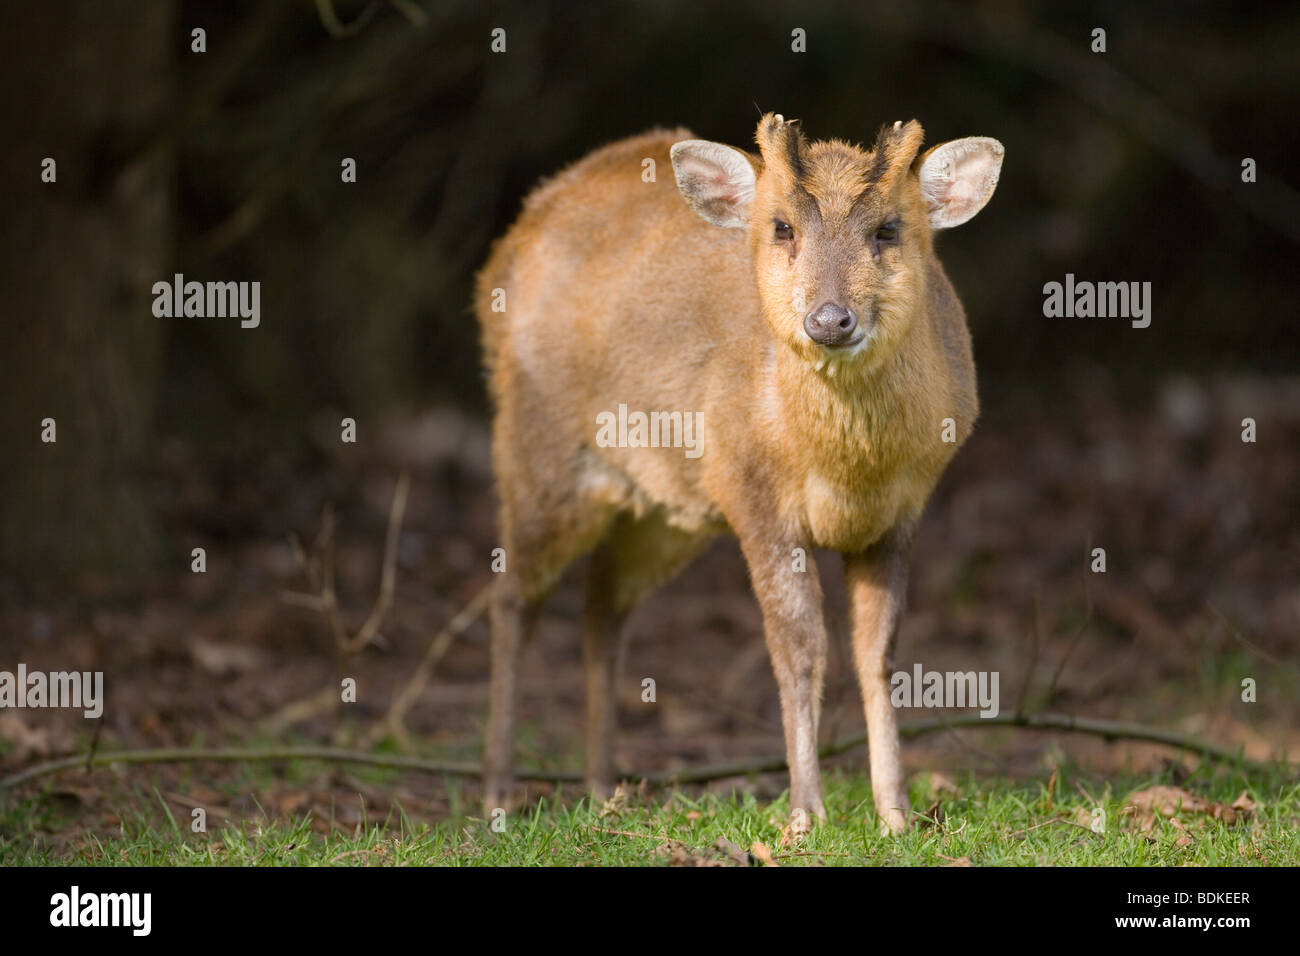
[0,2,173,592]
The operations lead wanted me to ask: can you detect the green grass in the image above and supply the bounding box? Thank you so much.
[3,762,1296,866]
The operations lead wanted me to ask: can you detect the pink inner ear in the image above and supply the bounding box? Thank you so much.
[947,179,976,207]
[687,158,735,199]
[923,142,1001,226]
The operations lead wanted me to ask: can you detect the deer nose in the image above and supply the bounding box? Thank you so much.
[803,302,859,346]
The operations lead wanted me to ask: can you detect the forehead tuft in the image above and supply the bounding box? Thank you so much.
[763,122,926,224]
[797,140,875,221]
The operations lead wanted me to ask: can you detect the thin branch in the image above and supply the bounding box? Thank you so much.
[314,0,381,38]
[366,583,491,748]
[1206,600,1289,670]
[274,472,410,737]
[260,686,339,734]
[1045,572,1093,704]
[1015,593,1042,719]
[4,711,1290,792]
[281,591,328,612]
[388,0,428,28]
[344,470,409,655]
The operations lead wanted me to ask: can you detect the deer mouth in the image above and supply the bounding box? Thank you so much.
[825,332,866,350]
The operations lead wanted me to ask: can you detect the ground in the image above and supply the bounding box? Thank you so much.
[2,370,1297,865]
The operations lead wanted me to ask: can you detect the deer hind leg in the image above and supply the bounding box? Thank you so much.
[482,472,616,817]
[582,510,712,801]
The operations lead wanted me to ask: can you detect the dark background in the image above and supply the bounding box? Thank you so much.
[1,1,1296,810]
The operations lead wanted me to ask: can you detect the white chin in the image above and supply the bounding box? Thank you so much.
[810,330,875,374]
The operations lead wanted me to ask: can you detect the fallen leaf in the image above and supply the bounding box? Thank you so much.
[597,784,628,819]
[751,841,778,867]
[1123,786,1251,836]
[1230,791,1257,815]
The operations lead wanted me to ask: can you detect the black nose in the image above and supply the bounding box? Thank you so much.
[803,302,858,346]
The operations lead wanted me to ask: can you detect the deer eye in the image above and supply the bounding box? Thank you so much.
[773,220,794,241]
[874,220,900,243]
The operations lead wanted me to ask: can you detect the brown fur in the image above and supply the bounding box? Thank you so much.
[476,114,996,834]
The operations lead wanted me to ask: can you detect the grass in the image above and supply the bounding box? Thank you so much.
[2,761,1296,866]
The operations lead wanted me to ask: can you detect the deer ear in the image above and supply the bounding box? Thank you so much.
[918,137,1004,229]
[670,140,757,229]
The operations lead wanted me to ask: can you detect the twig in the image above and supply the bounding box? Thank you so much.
[1015,593,1042,718]
[4,711,1289,792]
[261,686,339,734]
[388,0,428,27]
[314,0,381,38]
[656,711,1289,785]
[1206,601,1289,670]
[84,722,103,774]
[940,720,1005,772]
[366,584,491,748]
[277,471,410,736]
[1045,573,1093,704]
[343,470,409,655]
[281,591,327,612]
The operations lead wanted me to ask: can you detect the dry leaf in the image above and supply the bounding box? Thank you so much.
[751,841,778,867]
[597,784,628,819]
[1231,791,1257,816]
[1123,785,1251,836]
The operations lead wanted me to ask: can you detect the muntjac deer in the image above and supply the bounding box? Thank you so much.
[476,113,1003,834]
